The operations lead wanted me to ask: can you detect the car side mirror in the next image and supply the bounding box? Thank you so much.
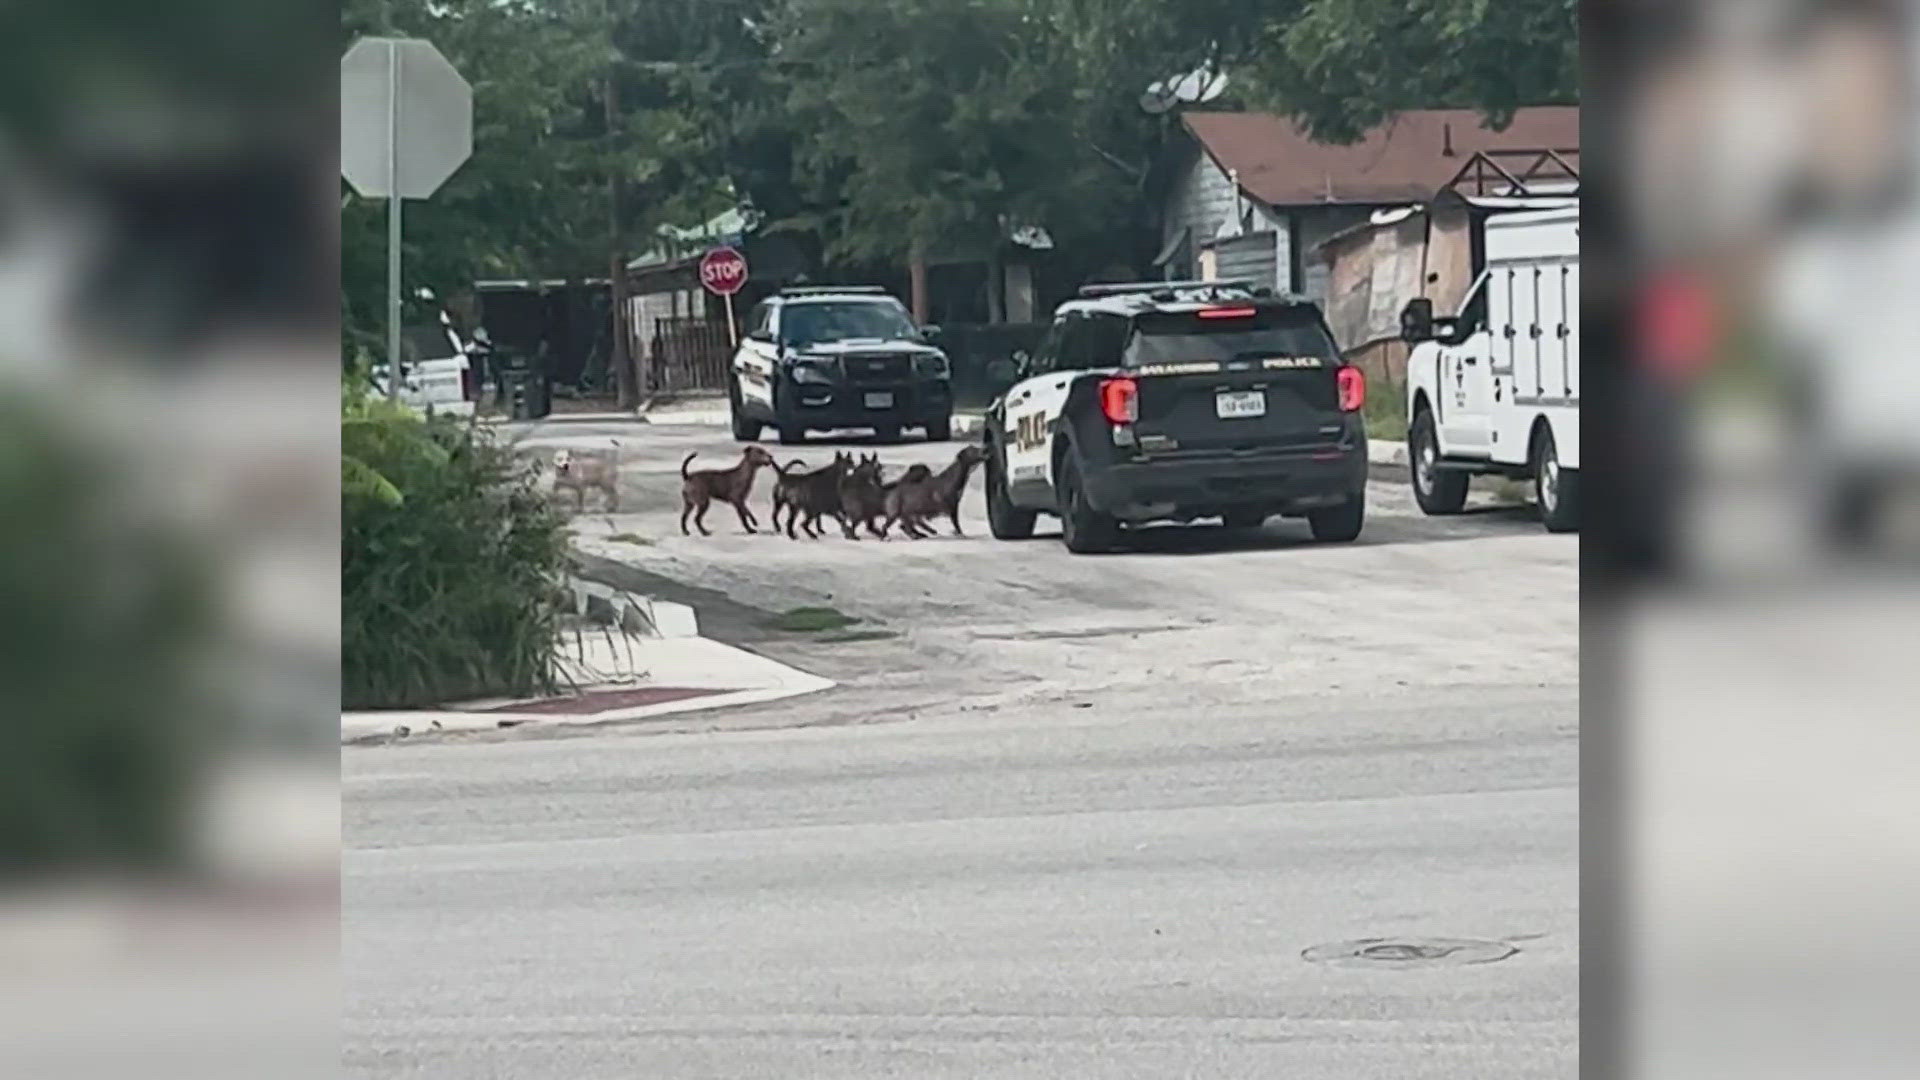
[920,324,943,344]
[1400,298,1435,343]
[747,329,772,344]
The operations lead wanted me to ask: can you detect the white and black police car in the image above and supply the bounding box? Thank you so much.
[982,280,1369,553]
[728,286,954,445]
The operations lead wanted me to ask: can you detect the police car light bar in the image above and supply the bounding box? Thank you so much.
[1077,279,1257,299]
[778,285,889,296]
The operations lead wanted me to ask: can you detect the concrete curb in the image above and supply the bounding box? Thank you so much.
[479,410,648,425]
[344,580,828,745]
[566,578,699,638]
[341,635,834,745]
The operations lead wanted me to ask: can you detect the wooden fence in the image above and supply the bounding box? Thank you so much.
[646,316,732,395]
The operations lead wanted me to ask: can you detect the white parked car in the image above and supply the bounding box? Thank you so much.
[1400,199,1580,532]
[368,311,478,418]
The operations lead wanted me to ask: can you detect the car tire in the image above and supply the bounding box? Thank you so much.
[729,389,762,443]
[1410,408,1469,515]
[925,417,953,442]
[1534,427,1578,533]
[874,425,903,444]
[777,422,806,446]
[1307,497,1365,542]
[986,444,1038,541]
[1222,509,1268,530]
[1057,451,1119,554]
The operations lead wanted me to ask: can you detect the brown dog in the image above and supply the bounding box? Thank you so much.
[680,446,777,536]
[875,461,933,534]
[884,445,987,538]
[833,451,913,538]
[772,452,852,539]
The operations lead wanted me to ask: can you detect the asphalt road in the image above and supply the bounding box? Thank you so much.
[345,419,1578,1078]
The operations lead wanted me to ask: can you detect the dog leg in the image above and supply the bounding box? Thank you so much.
[733,500,757,534]
[680,500,693,536]
[950,509,964,536]
[694,499,713,536]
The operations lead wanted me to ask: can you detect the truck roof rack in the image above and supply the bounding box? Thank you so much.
[777,285,889,297]
[1079,279,1255,299]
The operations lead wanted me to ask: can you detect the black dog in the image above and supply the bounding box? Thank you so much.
[772,452,852,539]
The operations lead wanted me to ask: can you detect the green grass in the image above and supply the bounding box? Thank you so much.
[764,606,861,633]
[1363,379,1408,441]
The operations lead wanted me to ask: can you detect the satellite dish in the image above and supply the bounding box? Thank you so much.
[1139,79,1176,116]
[1170,64,1229,104]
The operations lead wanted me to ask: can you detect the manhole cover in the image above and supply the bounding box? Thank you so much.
[1301,937,1518,969]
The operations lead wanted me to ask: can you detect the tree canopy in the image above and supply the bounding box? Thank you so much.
[340,0,1576,353]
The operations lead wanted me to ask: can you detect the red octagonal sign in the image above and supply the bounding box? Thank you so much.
[699,246,749,297]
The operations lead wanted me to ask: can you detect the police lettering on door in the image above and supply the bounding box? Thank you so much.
[1014,413,1048,450]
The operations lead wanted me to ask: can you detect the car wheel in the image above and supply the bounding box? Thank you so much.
[874,425,903,444]
[1222,508,1267,530]
[925,417,953,442]
[777,422,806,446]
[1534,427,1578,533]
[1307,497,1365,542]
[729,387,762,442]
[986,444,1038,540]
[1057,452,1119,554]
[1410,408,1468,515]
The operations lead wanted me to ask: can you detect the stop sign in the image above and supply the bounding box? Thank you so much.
[699,247,749,297]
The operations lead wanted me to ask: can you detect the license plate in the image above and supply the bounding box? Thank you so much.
[1215,390,1266,419]
[864,391,894,409]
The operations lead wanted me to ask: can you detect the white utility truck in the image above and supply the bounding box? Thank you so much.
[1400,199,1580,531]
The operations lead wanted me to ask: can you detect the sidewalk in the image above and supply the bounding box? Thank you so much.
[341,596,834,744]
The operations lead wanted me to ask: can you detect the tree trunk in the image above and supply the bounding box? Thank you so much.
[909,237,929,323]
[611,252,635,408]
[986,242,1005,324]
[606,71,639,409]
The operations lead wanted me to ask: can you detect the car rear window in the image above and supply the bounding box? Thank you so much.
[1124,308,1339,368]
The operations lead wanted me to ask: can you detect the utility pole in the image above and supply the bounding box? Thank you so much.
[909,235,929,324]
[606,67,636,409]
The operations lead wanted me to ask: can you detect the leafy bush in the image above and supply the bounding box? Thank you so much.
[342,378,571,709]
[0,396,216,877]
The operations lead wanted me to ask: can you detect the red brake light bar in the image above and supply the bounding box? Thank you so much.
[1099,376,1139,424]
[1196,306,1257,319]
[1336,365,1365,412]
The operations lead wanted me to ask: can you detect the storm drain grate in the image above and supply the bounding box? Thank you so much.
[1302,937,1519,969]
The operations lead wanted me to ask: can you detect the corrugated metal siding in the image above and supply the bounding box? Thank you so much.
[1212,232,1277,291]
[1298,207,1373,302]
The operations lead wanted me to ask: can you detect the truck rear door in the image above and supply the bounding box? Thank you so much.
[1124,305,1349,454]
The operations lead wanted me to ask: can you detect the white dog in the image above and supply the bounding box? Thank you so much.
[551,442,620,512]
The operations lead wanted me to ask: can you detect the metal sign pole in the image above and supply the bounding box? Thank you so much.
[723,291,739,347]
[386,41,403,398]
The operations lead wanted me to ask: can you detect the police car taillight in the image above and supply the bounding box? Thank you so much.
[1336,366,1365,412]
[1196,306,1257,319]
[1099,377,1138,423]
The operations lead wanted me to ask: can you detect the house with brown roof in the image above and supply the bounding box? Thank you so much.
[1151,107,1579,302]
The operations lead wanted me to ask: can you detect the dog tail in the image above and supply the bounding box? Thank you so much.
[679,451,697,479]
[776,458,808,476]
